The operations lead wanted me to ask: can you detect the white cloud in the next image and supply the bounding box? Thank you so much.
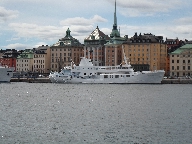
[170,25,192,35]
[7,15,108,44]
[3,43,29,50]
[8,23,64,41]
[175,17,192,25]
[34,42,49,48]
[107,0,183,17]
[60,15,107,26]
[118,23,192,41]
[0,6,19,22]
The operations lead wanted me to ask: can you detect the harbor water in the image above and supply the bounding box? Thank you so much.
[0,83,192,143]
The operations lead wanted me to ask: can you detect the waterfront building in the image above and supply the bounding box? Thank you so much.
[0,49,20,71]
[104,0,127,66]
[0,49,6,58]
[170,44,192,77]
[16,49,34,73]
[165,38,184,76]
[50,28,84,72]
[33,45,51,74]
[122,33,167,73]
[84,26,110,66]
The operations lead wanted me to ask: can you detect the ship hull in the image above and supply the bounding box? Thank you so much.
[0,67,14,82]
[52,71,164,84]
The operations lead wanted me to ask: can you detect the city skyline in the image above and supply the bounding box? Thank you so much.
[1,0,192,50]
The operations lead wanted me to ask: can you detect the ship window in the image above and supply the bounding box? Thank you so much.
[104,75,108,78]
[84,73,86,75]
[126,75,130,77]
[115,75,119,78]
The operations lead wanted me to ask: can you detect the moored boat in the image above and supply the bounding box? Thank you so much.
[0,65,14,82]
[49,56,165,84]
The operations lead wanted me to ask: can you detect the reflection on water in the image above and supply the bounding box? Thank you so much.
[0,83,192,143]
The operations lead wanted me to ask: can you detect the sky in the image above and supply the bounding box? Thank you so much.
[1,0,192,50]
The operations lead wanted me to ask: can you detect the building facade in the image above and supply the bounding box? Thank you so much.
[50,28,84,72]
[165,38,184,76]
[170,44,192,77]
[84,26,110,66]
[33,45,51,74]
[122,33,167,73]
[16,49,34,72]
[0,49,20,71]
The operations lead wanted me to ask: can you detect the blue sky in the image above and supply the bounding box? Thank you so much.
[1,0,192,50]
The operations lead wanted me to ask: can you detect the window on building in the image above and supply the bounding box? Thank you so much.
[183,66,185,70]
[183,60,185,63]
[188,60,190,63]
[172,60,174,63]
[177,66,179,70]
[172,66,174,70]
[177,60,179,63]
[188,66,190,70]
[172,55,174,57]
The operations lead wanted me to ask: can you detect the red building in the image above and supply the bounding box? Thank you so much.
[0,49,21,71]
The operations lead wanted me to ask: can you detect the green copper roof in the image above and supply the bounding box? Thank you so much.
[180,44,192,49]
[171,44,192,55]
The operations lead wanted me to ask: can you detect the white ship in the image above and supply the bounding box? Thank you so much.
[49,49,165,84]
[0,65,14,82]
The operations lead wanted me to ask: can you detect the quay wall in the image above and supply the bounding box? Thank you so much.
[10,78,192,84]
[11,78,51,83]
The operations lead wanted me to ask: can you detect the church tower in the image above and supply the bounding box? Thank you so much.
[110,0,120,38]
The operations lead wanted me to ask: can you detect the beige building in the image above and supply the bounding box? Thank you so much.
[33,45,51,74]
[122,33,167,72]
[50,28,84,72]
[170,44,192,77]
[16,49,34,72]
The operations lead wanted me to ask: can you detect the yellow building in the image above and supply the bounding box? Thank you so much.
[170,44,192,77]
[16,49,34,72]
[122,33,167,73]
[33,45,51,74]
[50,28,84,72]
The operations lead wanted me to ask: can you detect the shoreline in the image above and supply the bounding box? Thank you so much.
[10,78,192,84]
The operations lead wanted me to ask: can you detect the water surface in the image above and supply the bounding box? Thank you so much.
[0,83,191,143]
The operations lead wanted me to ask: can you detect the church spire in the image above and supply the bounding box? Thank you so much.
[113,0,117,30]
[110,0,120,38]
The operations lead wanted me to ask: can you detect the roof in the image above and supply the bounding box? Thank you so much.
[123,33,164,44]
[171,44,192,54]
[85,26,110,40]
[53,28,83,47]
